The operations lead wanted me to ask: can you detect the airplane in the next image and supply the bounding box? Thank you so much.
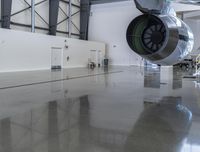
[126,0,194,66]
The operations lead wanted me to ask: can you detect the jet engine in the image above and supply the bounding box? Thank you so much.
[126,0,194,65]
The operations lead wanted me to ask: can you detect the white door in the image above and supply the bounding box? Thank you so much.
[51,47,62,69]
[90,50,102,67]
[97,50,102,67]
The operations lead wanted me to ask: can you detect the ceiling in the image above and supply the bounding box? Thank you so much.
[90,0,200,5]
[90,0,129,5]
[178,0,200,5]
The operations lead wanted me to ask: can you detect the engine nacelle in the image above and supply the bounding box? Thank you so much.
[126,0,194,65]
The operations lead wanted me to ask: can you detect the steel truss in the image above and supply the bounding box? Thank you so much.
[1,0,81,38]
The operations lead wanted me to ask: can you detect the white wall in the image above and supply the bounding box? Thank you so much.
[172,2,200,13]
[89,1,143,66]
[88,1,200,66]
[0,28,105,73]
[181,10,200,55]
[185,19,200,54]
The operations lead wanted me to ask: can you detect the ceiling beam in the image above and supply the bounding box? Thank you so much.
[49,0,59,35]
[1,0,12,29]
[90,0,129,5]
[80,0,91,40]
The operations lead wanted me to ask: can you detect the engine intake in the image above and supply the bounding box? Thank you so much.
[126,0,194,65]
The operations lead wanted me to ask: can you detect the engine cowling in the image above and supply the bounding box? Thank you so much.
[126,0,194,65]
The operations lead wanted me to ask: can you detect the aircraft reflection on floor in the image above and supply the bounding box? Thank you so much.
[143,66,183,90]
[173,67,183,90]
[0,94,192,152]
[125,96,192,152]
[144,66,161,88]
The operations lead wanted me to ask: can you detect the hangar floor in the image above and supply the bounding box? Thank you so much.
[0,66,200,152]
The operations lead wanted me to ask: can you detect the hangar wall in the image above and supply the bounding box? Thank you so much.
[88,1,143,66]
[185,18,200,55]
[88,1,200,66]
[0,28,105,73]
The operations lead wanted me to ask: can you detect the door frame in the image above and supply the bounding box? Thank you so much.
[51,47,63,70]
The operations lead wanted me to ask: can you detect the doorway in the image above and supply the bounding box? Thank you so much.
[51,47,63,70]
[90,50,103,67]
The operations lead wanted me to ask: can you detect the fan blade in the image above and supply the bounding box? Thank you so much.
[150,25,156,32]
[143,34,151,38]
[146,29,153,34]
[150,42,154,49]
[157,25,162,31]
[144,39,151,43]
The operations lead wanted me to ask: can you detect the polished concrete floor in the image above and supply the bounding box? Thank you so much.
[0,66,200,152]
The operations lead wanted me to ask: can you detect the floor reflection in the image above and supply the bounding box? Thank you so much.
[144,66,184,90]
[144,66,161,88]
[48,101,59,152]
[0,98,81,152]
[0,66,200,152]
[0,94,195,152]
[173,67,183,90]
[0,118,12,152]
[125,96,192,152]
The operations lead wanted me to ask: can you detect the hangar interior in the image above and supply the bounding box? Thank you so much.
[1,0,200,152]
